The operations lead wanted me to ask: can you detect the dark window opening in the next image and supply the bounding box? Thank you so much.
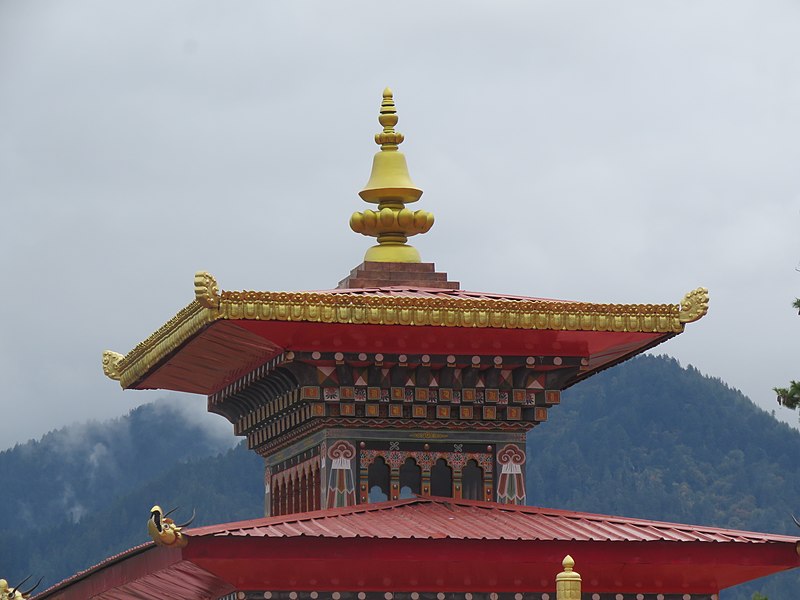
[430,458,453,498]
[399,457,421,499]
[462,459,483,500]
[368,456,390,503]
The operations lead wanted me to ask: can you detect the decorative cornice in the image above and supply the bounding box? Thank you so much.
[218,290,688,332]
[104,295,222,389]
[103,272,709,389]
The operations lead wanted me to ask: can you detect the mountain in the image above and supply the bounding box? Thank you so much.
[525,355,800,599]
[0,401,237,532]
[1,355,798,599]
[0,402,255,588]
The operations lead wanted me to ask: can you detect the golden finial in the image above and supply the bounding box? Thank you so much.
[350,88,434,263]
[374,87,404,148]
[555,555,582,600]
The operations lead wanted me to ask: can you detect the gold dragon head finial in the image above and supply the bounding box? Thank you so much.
[147,505,195,549]
[102,351,124,381]
[350,88,434,263]
[678,287,710,324]
[194,271,221,309]
[0,576,43,599]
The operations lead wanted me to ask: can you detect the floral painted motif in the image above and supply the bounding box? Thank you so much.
[496,444,526,505]
[326,441,356,508]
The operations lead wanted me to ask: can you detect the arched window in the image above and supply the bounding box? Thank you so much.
[462,459,483,501]
[368,456,390,503]
[399,457,421,499]
[430,458,453,498]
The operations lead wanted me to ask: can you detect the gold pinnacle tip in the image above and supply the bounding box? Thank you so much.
[377,87,400,143]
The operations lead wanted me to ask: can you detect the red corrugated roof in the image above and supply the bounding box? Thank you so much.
[187,497,799,544]
[34,498,799,599]
[35,542,154,599]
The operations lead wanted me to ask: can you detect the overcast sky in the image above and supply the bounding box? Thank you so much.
[1,1,799,449]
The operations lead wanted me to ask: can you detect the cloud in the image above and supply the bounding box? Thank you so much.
[1,0,799,449]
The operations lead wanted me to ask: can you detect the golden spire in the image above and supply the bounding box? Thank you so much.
[350,88,434,263]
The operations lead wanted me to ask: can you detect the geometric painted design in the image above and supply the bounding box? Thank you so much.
[526,373,545,389]
[354,368,368,387]
[317,365,337,385]
[545,389,561,405]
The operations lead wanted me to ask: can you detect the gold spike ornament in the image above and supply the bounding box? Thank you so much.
[350,88,434,263]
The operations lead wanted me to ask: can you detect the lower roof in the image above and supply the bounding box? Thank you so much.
[37,498,799,600]
[187,497,798,544]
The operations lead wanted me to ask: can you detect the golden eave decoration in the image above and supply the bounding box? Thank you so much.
[103,271,709,390]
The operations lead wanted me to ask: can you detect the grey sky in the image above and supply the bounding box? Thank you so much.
[2,1,799,449]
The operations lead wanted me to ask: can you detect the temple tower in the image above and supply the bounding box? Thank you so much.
[103,89,708,516]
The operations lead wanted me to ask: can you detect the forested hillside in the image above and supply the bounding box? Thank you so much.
[0,404,258,589]
[1,356,797,599]
[525,355,800,599]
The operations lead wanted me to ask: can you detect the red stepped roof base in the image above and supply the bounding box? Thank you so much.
[37,498,800,599]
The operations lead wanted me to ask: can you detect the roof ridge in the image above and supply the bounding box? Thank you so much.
[188,497,800,542]
[188,497,429,536]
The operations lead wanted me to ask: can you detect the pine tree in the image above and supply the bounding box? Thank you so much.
[772,299,800,409]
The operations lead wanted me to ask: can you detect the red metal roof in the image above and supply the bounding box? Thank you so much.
[35,498,800,599]
[188,497,798,545]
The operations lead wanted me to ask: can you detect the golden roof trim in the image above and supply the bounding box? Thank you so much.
[103,272,708,389]
[106,298,222,388]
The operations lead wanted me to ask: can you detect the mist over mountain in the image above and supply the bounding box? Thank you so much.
[2,355,797,599]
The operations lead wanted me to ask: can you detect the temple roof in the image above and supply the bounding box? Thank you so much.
[36,498,799,599]
[102,275,708,394]
[187,496,798,544]
[102,88,709,395]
